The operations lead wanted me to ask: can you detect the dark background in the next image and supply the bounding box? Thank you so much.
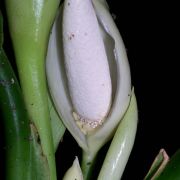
[106,0,179,179]
[0,0,179,179]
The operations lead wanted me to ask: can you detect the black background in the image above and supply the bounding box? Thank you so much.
[106,1,179,179]
[0,0,179,179]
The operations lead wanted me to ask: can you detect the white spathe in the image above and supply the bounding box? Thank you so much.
[46,0,131,154]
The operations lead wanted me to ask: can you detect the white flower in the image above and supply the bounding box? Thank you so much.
[62,0,112,131]
[46,0,131,156]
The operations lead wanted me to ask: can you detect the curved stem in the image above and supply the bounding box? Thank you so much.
[98,90,138,180]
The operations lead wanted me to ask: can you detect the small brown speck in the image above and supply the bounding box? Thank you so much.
[68,33,75,40]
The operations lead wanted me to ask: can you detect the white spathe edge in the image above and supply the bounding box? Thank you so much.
[87,0,131,154]
[46,8,88,151]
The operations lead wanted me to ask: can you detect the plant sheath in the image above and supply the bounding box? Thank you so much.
[5,1,60,179]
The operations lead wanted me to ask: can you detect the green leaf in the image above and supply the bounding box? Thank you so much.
[155,149,180,180]
[144,149,169,180]
[0,13,31,179]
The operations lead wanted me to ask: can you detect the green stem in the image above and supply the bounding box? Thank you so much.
[18,48,56,179]
[156,149,180,180]
[97,90,138,180]
[5,1,60,179]
[81,150,97,180]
